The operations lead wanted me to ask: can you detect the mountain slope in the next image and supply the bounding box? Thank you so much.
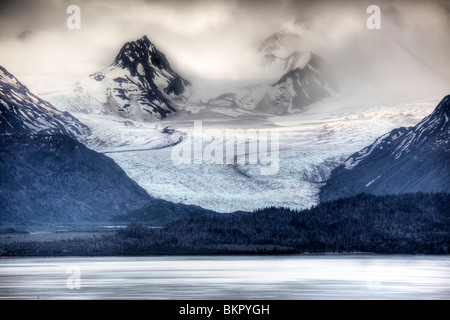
[0,133,223,225]
[0,67,215,225]
[203,52,337,115]
[112,199,224,227]
[0,134,152,223]
[320,95,450,202]
[0,66,90,139]
[258,29,301,67]
[89,35,190,120]
[257,52,338,114]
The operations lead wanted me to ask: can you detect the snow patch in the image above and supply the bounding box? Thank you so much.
[366,175,381,187]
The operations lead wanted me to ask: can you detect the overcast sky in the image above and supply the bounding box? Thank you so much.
[0,0,449,97]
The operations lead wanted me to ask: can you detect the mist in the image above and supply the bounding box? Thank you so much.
[0,0,449,98]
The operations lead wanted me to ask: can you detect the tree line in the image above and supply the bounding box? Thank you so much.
[2,192,449,256]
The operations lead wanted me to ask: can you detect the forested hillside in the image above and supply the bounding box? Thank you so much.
[3,193,448,256]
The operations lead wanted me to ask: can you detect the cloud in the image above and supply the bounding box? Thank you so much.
[16,30,33,41]
[0,0,448,98]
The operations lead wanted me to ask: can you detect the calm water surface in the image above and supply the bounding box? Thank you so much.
[0,255,449,299]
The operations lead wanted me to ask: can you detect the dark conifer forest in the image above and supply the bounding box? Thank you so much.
[2,193,449,256]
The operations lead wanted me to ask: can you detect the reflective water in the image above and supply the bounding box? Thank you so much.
[0,255,449,299]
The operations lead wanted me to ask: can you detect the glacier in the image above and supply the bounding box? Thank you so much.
[43,84,439,213]
[34,33,444,213]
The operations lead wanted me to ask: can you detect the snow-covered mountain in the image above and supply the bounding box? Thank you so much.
[89,35,190,120]
[257,51,338,114]
[42,32,335,121]
[320,95,450,202]
[7,30,441,214]
[258,29,301,67]
[202,52,337,115]
[0,66,153,223]
[199,54,337,117]
[0,66,217,225]
[205,22,337,116]
[0,66,90,139]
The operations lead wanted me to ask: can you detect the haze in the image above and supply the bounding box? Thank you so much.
[0,0,449,98]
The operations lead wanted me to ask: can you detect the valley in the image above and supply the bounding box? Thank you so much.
[47,91,439,212]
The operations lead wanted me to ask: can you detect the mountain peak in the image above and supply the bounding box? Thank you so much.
[114,35,164,69]
[140,34,150,43]
[135,35,156,52]
[0,66,16,83]
[258,30,301,57]
[320,95,450,202]
[434,95,449,116]
[256,51,337,113]
[0,66,90,138]
[131,35,152,49]
[284,51,319,72]
[89,36,190,120]
[409,95,449,144]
